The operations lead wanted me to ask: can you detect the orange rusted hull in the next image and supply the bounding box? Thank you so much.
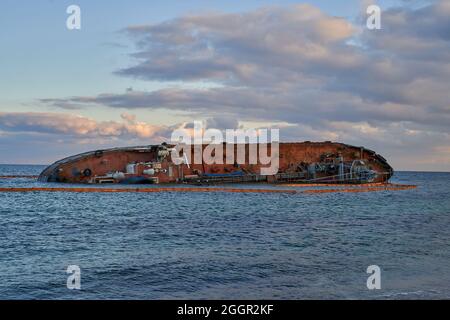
[38,142,393,184]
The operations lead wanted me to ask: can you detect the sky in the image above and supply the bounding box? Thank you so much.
[0,0,449,171]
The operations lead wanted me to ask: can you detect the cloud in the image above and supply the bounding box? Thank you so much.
[0,112,247,164]
[0,112,172,164]
[116,4,355,84]
[30,1,450,169]
[0,112,169,140]
[42,2,450,125]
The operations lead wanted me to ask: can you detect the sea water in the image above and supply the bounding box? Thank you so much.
[0,165,449,299]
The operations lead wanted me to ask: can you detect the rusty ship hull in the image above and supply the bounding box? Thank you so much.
[38,142,393,184]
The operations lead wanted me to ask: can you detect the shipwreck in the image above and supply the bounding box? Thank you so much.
[38,141,393,185]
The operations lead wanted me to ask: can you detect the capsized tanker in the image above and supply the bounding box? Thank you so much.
[38,142,393,184]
